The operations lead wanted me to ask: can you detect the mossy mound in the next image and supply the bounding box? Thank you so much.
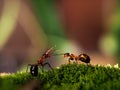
[0,64,120,90]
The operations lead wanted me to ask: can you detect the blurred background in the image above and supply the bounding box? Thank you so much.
[0,0,120,72]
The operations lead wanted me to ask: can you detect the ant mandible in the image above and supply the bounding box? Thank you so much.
[26,47,55,76]
[63,53,90,64]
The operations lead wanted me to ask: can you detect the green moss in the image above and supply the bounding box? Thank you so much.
[0,64,120,90]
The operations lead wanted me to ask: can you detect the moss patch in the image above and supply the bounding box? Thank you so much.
[0,64,120,90]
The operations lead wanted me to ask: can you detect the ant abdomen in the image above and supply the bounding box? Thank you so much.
[30,65,38,76]
[78,53,90,64]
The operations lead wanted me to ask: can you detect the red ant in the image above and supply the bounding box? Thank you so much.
[63,53,90,64]
[26,47,56,76]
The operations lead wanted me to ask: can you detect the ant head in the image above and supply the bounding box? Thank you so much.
[64,53,70,57]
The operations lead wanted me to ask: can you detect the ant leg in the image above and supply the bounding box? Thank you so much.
[41,63,46,72]
[75,60,78,64]
[68,59,70,64]
[43,62,53,70]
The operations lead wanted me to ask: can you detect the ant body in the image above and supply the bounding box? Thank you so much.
[26,47,55,76]
[63,53,90,64]
[63,53,78,64]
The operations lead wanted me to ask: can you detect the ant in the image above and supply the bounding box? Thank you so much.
[26,46,91,76]
[26,47,56,76]
[63,53,90,64]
